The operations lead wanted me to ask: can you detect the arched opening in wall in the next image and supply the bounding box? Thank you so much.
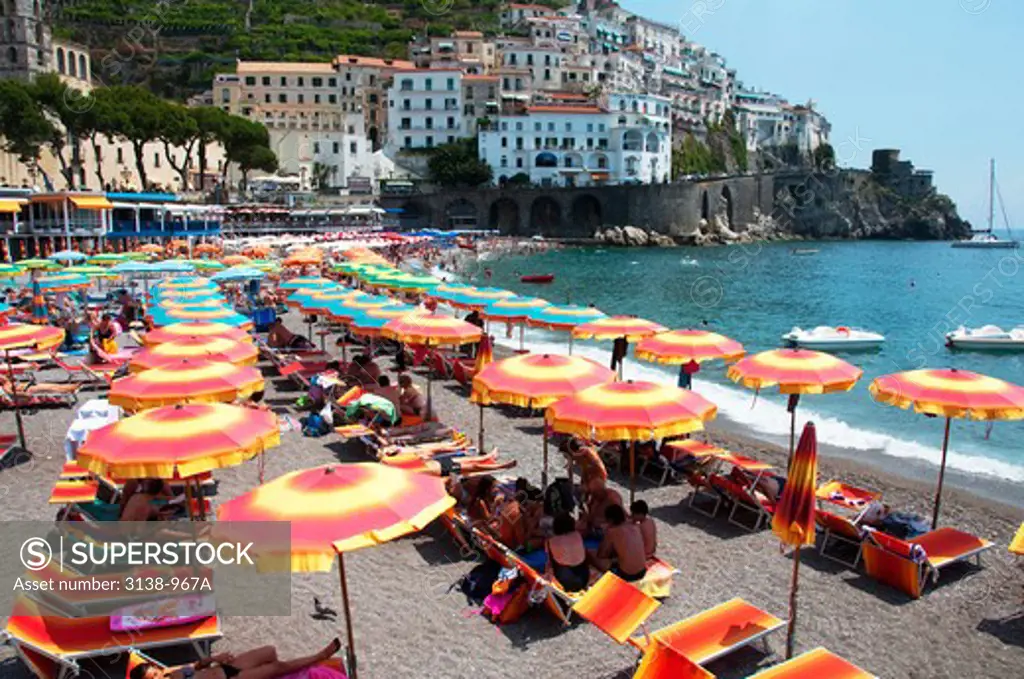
[571,195,602,236]
[623,130,643,151]
[34,22,43,44]
[78,54,87,79]
[488,198,520,234]
[535,152,557,168]
[720,185,733,230]
[67,51,76,76]
[7,46,17,64]
[444,198,479,230]
[400,200,431,230]
[645,132,659,153]
[700,190,709,221]
[55,46,64,73]
[368,127,379,151]
[529,196,562,235]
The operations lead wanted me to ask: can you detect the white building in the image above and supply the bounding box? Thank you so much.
[499,46,565,92]
[478,93,671,188]
[385,69,467,153]
[500,3,558,28]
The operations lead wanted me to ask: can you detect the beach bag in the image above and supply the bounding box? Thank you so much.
[482,567,528,624]
[301,413,330,437]
[458,559,501,603]
[543,477,576,517]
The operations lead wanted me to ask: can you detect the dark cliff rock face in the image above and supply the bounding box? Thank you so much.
[775,171,972,241]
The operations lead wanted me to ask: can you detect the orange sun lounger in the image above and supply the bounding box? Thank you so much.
[1010,522,1024,556]
[627,597,784,666]
[633,640,714,679]
[572,572,661,643]
[48,479,100,505]
[4,596,221,679]
[815,510,867,568]
[862,526,994,599]
[748,647,878,679]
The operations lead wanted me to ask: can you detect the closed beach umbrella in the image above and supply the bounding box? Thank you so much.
[728,348,862,461]
[142,321,252,346]
[78,403,279,479]
[0,322,66,447]
[772,422,819,659]
[527,305,607,353]
[546,380,717,501]
[869,368,1024,527]
[216,463,455,678]
[472,353,615,475]
[108,359,265,411]
[130,336,258,372]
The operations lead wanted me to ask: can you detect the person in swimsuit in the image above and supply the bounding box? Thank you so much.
[129,638,340,679]
[383,449,516,477]
[546,513,589,592]
[630,500,657,560]
[595,504,647,582]
[267,319,311,349]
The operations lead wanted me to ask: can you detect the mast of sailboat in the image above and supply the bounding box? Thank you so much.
[988,158,995,234]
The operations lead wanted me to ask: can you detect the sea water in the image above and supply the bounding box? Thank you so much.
[459,239,1024,487]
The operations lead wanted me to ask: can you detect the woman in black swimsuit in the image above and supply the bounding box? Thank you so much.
[130,638,341,679]
[546,513,590,592]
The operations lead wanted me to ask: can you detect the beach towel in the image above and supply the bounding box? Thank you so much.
[281,667,347,679]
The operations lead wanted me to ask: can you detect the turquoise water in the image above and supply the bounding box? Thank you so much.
[456,239,1024,482]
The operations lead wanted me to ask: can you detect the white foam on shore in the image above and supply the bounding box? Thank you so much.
[490,328,1024,483]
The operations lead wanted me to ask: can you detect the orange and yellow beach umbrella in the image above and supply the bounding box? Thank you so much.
[129,336,259,373]
[772,421,819,659]
[221,254,250,267]
[571,316,667,342]
[0,322,66,448]
[77,403,280,479]
[546,380,717,500]
[869,368,1024,528]
[108,359,265,411]
[635,329,745,365]
[471,353,615,465]
[217,463,455,678]
[728,348,862,459]
[382,312,483,347]
[142,321,252,346]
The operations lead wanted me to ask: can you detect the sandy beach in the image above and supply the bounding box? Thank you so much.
[1,339,1023,679]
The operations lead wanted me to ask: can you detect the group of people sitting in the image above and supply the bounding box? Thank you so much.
[447,436,658,592]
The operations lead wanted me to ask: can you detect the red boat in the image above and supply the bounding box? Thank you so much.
[520,274,555,284]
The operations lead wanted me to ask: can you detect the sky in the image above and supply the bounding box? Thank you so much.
[622,0,1020,230]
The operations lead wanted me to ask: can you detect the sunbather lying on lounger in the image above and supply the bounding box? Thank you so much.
[377,438,470,460]
[385,449,515,477]
[130,638,341,679]
[731,467,787,504]
[0,375,79,394]
[268,318,312,349]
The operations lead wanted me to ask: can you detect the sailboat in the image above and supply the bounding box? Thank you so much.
[951,159,1018,248]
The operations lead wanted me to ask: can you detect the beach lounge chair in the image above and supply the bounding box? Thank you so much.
[451,357,476,390]
[0,432,20,466]
[51,353,121,385]
[0,384,80,410]
[627,598,785,668]
[3,596,221,679]
[708,474,775,531]
[125,649,349,678]
[633,640,715,679]
[429,350,453,379]
[747,646,878,678]
[572,572,661,643]
[816,510,868,568]
[49,478,100,505]
[861,526,994,599]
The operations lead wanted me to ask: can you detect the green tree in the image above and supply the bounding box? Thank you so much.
[31,74,90,189]
[427,138,492,188]
[813,143,836,171]
[189,106,232,192]
[0,80,56,177]
[103,86,170,190]
[80,87,128,189]
[217,115,276,189]
[157,102,201,191]
[236,145,278,193]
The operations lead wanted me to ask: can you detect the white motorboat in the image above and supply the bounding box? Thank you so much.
[945,325,1024,350]
[951,159,1019,249]
[782,326,885,351]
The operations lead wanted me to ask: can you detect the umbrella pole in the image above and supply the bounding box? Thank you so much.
[568,334,573,356]
[183,479,196,521]
[478,403,484,451]
[519,323,524,352]
[787,394,800,466]
[427,373,433,422]
[5,348,26,450]
[337,553,358,679]
[542,431,549,489]
[629,440,636,505]
[932,417,952,530]
[785,546,801,660]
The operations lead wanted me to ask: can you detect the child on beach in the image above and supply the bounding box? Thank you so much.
[630,500,657,560]
[594,504,647,582]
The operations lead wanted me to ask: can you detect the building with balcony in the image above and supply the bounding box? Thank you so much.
[385,70,468,153]
[410,32,497,74]
[478,92,671,188]
[500,3,558,28]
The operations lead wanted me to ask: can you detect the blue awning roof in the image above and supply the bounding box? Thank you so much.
[664,67,686,77]
[105,192,179,203]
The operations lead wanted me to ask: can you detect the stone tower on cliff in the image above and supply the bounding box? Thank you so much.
[0,0,53,80]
